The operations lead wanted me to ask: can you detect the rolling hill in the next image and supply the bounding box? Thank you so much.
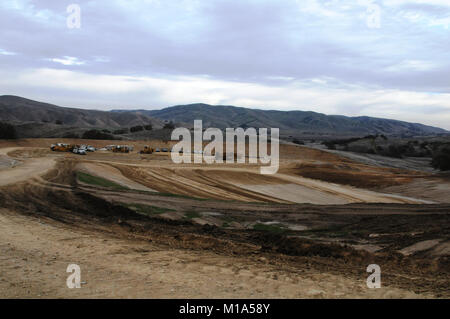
[0,95,160,129]
[141,103,447,137]
[0,96,447,138]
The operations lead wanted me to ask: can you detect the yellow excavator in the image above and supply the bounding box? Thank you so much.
[50,143,75,152]
[139,146,154,154]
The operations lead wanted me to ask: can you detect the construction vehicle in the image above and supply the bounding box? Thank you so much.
[50,143,75,152]
[112,145,131,153]
[139,146,154,154]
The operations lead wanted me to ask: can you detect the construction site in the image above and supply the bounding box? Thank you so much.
[0,138,448,298]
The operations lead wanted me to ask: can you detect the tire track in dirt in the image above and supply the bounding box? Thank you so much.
[0,148,56,187]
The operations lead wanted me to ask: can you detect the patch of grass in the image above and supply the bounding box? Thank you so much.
[77,172,129,190]
[184,211,202,220]
[222,222,231,228]
[156,192,209,201]
[135,190,208,201]
[121,202,174,216]
[299,226,370,239]
[253,223,287,234]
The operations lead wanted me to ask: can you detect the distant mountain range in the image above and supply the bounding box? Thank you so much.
[0,95,447,138]
[123,103,447,137]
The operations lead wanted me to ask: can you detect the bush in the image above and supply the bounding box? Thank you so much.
[0,122,17,139]
[62,132,79,138]
[55,120,63,125]
[81,129,115,140]
[113,128,128,135]
[130,125,144,133]
[163,121,175,130]
[385,145,403,158]
[322,141,336,150]
[144,124,153,131]
[292,139,304,145]
[431,147,450,171]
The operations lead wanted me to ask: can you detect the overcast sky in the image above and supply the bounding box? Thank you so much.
[1,0,450,129]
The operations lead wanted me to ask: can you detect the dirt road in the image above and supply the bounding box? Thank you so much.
[0,148,55,187]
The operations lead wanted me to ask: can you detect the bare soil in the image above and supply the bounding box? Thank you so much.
[0,139,448,298]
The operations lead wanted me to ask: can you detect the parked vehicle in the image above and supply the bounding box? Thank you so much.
[112,145,131,153]
[72,148,87,155]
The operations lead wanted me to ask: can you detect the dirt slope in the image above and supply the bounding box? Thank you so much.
[0,209,428,299]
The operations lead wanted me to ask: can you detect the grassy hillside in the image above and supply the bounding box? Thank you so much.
[143,103,447,137]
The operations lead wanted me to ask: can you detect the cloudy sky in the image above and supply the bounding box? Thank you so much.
[1,0,450,129]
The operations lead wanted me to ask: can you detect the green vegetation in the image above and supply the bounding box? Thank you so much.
[156,192,208,201]
[163,121,175,130]
[82,129,116,140]
[253,223,287,234]
[130,125,144,133]
[0,122,17,139]
[431,146,450,171]
[113,128,129,135]
[77,172,129,190]
[184,211,201,220]
[321,135,438,159]
[292,139,304,145]
[121,203,174,216]
[62,132,79,138]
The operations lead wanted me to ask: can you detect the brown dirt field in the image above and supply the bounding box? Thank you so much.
[0,209,430,299]
[0,139,449,298]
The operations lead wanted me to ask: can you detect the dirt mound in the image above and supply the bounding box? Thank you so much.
[280,162,419,189]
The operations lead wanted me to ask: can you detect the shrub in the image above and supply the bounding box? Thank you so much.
[163,121,175,130]
[322,141,336,150]
[0,122,17,139]
[113,128,128,135]
[81,129,115,140]
[144,124,153,131]
[385,145,403,158]
[62,132,79,138]
[130,125,144,133]
[431,147,450,171]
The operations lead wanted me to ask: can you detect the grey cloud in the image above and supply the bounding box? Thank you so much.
[0,0,449,128]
